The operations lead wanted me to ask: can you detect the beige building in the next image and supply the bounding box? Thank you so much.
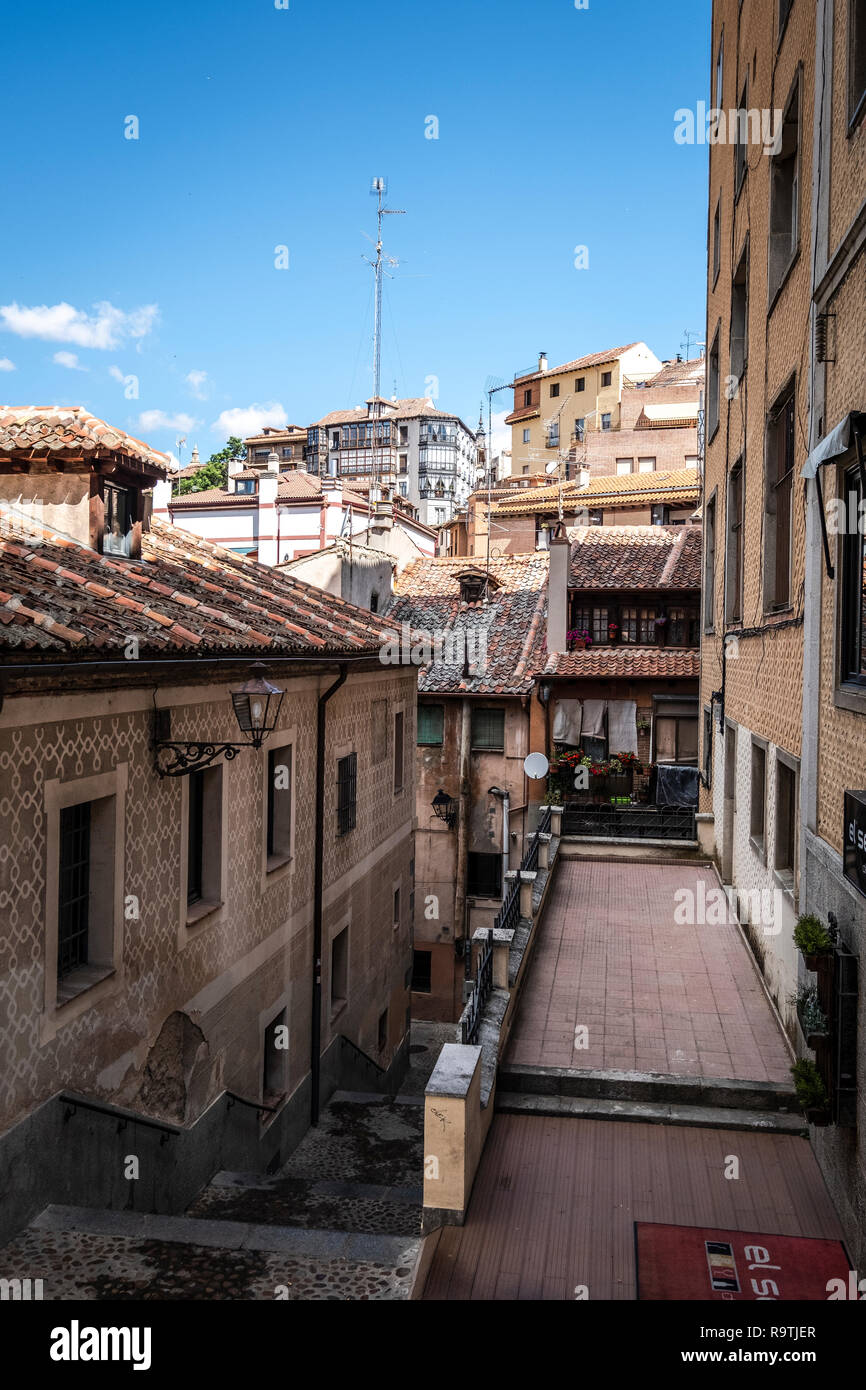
[0,408,415,1241]
[701,0,866,1263]
[506,344,704,477]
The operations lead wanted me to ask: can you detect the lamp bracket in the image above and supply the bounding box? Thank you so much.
[154,739,258,779]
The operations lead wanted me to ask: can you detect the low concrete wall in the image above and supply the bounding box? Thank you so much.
[0,1033,407,1249]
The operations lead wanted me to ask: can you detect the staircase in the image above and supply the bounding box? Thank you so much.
[496,1063,806,1136]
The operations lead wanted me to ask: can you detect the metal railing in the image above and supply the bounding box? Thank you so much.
[462,928,494,1045]
[562,803,696,841]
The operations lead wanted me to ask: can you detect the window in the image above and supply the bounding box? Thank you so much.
[103,482,133,557]
[702,708,713,788]
[850,0,866,127]
[576,377,585,392]
[704,492,717,631]
[840,463,866,685]
[262,1007,288,1104]
[398,454,408,473]
[187,770,204,905]
[651,504,671,525]
[712,196,722,285]
[523,389,533,407]
[715,32,724,108]
[765,385,795,610]
[547,422,560,448]
[575,418,585,442]
[750,740,767,851]
[730,238,749,380]
[601,414,611,431]
[235,478,255,495]
[601,371,612,388]
[467,852,502,898]
[184,765,223,922]
[336,753,357,835]
[726,459,745,622]
[638,457,656,473]
[393,887,401,931]
[378,1008,389,1052]
[775,756,798,884]
[58,802,91,979]
[330,926,348,1014]
[768,80,800,301]
[616,459,632,475]
[621,607,656,643]
[523,428,531,444]
[332,432,339,449]
[370,591,379,614]
[393,711,404,793]
[779,0,794,41]
[266,745,292,865]
[735,76,749,193]
[399,425,408,444]
[669,608,699,645]
[411,949,432,993]
[708,328,720,438]
[550,383,560,398]
[471,707,505,750]
[654,704,699,764]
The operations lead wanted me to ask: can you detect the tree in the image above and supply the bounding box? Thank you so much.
[175,437,246,495]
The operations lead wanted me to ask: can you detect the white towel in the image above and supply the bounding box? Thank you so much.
[607,699,638,754]
[553,699,582,746]
[581,699,607,739]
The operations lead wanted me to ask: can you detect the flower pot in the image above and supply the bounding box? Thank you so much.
[806,1030,830,1048]
[803,951,830,972]
[805,1107,831,1127]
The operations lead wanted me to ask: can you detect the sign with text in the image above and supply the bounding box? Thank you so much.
[843,790,866,898]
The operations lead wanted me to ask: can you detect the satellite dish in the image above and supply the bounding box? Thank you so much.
[545,462,558,475]
[523,752,550,780]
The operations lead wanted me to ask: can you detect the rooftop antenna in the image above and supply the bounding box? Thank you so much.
[364,177,404,504]
[680,330,706,362]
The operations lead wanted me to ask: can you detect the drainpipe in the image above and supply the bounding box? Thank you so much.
[453,698,472,994]
[311,664,348,1126]
[488,786,510,882]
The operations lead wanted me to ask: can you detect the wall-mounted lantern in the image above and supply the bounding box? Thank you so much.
[154,664,285,778]
[431,788,457,829]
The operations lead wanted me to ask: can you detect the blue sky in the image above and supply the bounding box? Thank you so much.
[0,0,710,463]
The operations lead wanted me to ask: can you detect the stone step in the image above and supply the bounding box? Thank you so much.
[498,1062,797,1113]
[28,1204,422,1266]
[494,1091,808,1136]
[205,1171,422,1205]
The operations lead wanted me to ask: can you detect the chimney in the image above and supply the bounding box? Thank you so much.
[538,351,548,372]
[152,477,172,523]
[547,525,570,655]
[256,454,280,566]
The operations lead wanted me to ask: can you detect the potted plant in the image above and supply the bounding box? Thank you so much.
[636,712,651,735]
[566,627,592,651]
[607,620,620,643]
[791,1058,831,1126]
[792,985,830,1047]
[793,914,834,971]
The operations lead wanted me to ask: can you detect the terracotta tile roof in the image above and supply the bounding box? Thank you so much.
[387,553,549,695]
[642,357,706,388]
[544,647,700,679]
[514,344,641,383]
[567,523,702,591]
[0,407,169,474]
[0,512,395,659]
[492,467,701,517]
[170,472,369,508]
[315,397,456,428]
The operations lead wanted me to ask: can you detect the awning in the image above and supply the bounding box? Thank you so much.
[801,412,866,581]
[801,412,865,478]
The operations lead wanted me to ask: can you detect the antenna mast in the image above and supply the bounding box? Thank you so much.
[366,178,404,502]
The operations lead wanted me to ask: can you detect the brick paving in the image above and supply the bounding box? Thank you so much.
[508,861,793,1082]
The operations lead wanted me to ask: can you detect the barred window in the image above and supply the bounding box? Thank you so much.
[418,704,444,745]
[337,753,357,836]
[471,707,505,750]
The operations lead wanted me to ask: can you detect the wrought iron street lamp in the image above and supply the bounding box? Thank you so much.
[431,788,457,829]
[154,664,285,777]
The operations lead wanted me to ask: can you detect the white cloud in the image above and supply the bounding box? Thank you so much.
[108,365,125,382]
[210,402,287,438]
[138,409,201,433]
[53,350,88,371]
[0,357,15,371]
[0,300,158,350]
[185,369,209,400]
[490,409,512,458]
